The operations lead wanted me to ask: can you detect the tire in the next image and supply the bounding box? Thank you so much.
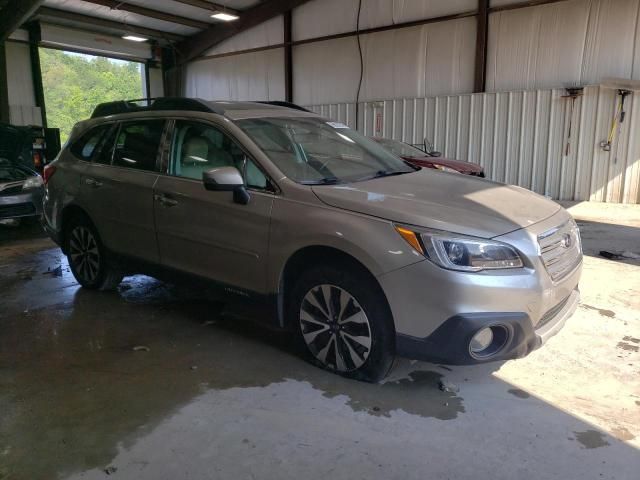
[65,215,123,291]
[289,264,395,382]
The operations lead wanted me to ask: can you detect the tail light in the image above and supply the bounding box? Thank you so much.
[43,164,57,185]
[33,151,43,170]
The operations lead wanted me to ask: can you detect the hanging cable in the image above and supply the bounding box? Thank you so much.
[354,0,363,131]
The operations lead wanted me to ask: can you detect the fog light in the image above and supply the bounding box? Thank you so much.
[470,328,493,353]
[468,325,509,359]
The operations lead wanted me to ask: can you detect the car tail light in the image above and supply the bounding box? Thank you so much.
[43,164,57,184]
[33,151,43,170]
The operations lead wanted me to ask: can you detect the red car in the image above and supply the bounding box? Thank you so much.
[372,137,485,177]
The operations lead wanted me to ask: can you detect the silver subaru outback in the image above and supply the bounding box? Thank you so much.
[42,99,582,382]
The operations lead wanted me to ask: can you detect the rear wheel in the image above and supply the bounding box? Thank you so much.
[290,265,395,382]
[66,216,122,291]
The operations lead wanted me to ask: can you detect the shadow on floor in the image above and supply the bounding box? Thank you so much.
[575,219,640,265]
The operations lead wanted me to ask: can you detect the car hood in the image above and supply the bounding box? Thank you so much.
[404,155,483,173]
[311,169,561,238]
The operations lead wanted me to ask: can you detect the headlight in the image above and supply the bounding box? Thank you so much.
[395,226,523,272]
[433,164,460,173]
[23,175,43,189]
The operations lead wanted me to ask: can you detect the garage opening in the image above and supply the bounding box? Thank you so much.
[39,48,144,143]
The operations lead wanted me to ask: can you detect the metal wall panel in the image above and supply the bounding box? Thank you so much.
[204,15,284,56]
[293,17,476,105]
[6,42,36,111]
[292,0,477,41]
[9,105,43,127]
[308,85,640,203]
[184,48,286,101]
[5,42,41,126]
[487,0,640,91]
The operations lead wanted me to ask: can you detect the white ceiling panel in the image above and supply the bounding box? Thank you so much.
[43,0,201,35]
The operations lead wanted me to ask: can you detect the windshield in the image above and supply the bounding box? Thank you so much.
[236,117,415,184]
[373,138,427,158]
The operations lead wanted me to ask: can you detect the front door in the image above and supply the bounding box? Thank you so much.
[153,119,274,294]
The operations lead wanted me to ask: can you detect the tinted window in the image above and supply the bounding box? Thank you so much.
[93,125,118,165]
[170,120,268,189]
[70,125,111,161]
[113,120,165,172]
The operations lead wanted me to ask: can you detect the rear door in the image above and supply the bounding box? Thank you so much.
[153,119,274,294]
[76,119,166,263]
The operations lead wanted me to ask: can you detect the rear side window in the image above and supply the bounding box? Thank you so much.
[113,120,165,172]
[70,125,111,161]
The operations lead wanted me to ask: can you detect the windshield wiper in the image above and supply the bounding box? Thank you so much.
[301,177,342,185]
[359,169,413,181]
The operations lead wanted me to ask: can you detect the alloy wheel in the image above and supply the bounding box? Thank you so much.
[299,284,372,372]
[69,226,100,283]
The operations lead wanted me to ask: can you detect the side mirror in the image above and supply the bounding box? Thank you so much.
[202,167,250,205]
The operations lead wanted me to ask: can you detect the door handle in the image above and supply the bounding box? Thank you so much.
[85,178,103,188]
[154,193,178,207]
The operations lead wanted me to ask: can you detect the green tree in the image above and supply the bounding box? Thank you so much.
[39,49,143,143]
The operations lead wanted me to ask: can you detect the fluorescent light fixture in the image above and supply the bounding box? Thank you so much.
[122,35,147,42]
[211,12,239,21]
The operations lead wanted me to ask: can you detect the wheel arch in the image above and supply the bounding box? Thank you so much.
[277,245,394,332]
[59,204,96,254]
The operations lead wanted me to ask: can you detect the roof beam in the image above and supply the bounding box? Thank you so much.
[36,6,185,43]
[0,0,43,41]
[78,0,210,30]
[171,0,240,15]
[176,0,313,64]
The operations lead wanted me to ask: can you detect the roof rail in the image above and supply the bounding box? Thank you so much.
[255,101,311,112]
[90,97,218,119]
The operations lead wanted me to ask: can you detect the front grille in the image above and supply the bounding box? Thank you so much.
[0,185,23,196]
[537,295,571,329]
[0,203,35,218]
[538,220,582,281]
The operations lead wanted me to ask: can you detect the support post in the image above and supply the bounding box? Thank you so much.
[27,23,47,127]
[0,42,10,123]
[474,0,489,93]
[284,10,293,102]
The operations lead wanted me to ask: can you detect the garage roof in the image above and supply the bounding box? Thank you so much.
[35,0,264,41]
[1,0,312,62]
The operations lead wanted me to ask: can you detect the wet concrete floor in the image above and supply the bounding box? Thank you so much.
[1,203,639,479]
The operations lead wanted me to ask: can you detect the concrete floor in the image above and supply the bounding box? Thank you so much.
[0,202,639,480]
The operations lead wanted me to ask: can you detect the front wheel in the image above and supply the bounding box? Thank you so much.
[65,216,122,291]
[290,265,395,382]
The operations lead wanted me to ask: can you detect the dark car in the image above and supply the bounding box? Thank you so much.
[0,161,44,221]
[372,137,485,177]
[0,123,60,173]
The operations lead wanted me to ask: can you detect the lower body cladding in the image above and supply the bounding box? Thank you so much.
[378,255,582,365]
[0,190,43,220]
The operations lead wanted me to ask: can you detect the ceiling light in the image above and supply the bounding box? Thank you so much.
[211,12,239,21]
[122,35,147,42]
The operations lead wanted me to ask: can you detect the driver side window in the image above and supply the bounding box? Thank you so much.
[170,120,268,190]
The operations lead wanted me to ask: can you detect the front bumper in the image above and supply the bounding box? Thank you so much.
[0,189,43,219]
[395,288,579,364]
[378,208,582,365]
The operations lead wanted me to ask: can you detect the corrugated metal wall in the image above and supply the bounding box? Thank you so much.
[180,0,640,203]
[5,42,42,126]
[308,85,640,204]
